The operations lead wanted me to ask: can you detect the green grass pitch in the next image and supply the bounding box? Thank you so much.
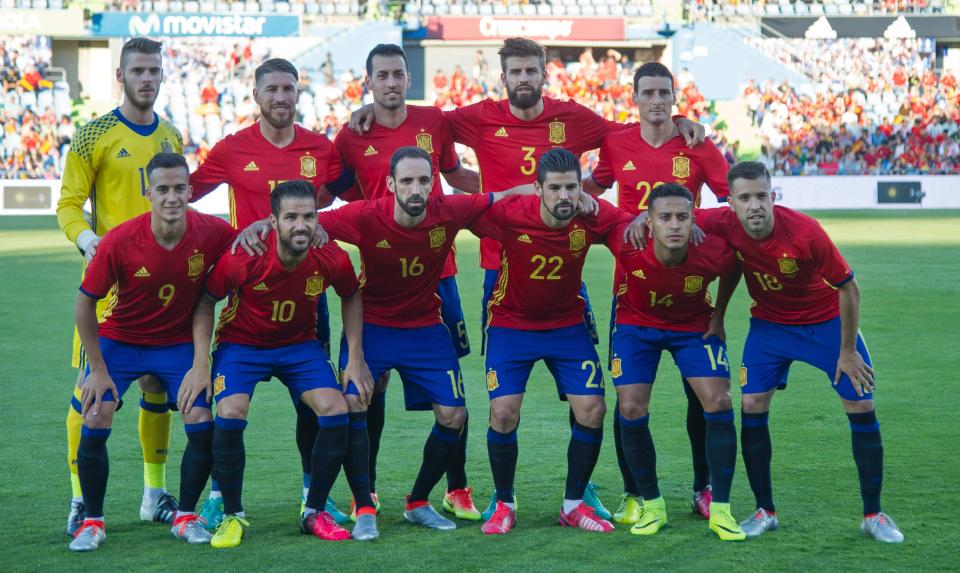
[1,210,958,572]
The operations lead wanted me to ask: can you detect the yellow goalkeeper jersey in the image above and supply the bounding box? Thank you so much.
[56,108,183,243]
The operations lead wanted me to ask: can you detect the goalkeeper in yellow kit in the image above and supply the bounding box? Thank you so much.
[56,37,183,536]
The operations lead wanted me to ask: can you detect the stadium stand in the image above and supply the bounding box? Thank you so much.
[687,0,951,22]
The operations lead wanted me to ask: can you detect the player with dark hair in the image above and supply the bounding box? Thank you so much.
[333,44,482,521]
[469,148,635,536]
[68,153,235,551]
[605,183,744,541]
[57,36,183,535]
[186,180,377,548]
[189,57,357,527]
[696,161,903,543]
[351,37,705,519]
[583,60,731,524]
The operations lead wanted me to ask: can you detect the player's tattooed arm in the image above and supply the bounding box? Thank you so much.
[178,294,217,413]
[442,164,481,194]
[231,217,272,256]
[75,291,118,416]
[340,292,374,404]
[704,269,741,342]
[674,116,706,147]
[348,104,376,134]
[836,278,875,397]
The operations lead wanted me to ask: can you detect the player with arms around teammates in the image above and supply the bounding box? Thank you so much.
[185,181,377,547]
[469,149,637,535]
[68,153,236,552]
[695,161,904,543]
[583,61,731,524]
[332,44,483,521]
[606,183,743,541]
[56,37,183,536]
[189,57,356,527]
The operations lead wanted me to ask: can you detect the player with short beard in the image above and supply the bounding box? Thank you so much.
[189,58,357,528]
[57,36,183,537]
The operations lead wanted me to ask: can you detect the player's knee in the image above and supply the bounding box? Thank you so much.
[181,406,213,425]
[216,397,250,420]
[309,397,349,418]
[740,392,771,414]
[344,394,367,413]
[842,398,875,414]
[436,406,466,429]
[137,375,164,394]
[702,390,732,413]
[618,398,648,420]
[575,398,606,426]
[489,402,520,432]
[82,403,116,429]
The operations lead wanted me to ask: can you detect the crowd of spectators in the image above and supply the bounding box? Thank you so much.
[744,38,959,175]
[684,0,952,22]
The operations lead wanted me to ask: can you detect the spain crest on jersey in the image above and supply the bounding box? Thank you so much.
[683,275,703,294]
[548,121,566,144]
[187,252,204,278]
[778,255,799,276]
[213,375,226,396]
[305,274,324,297]
[569,228,586,251]
[300,155,317,178]
[416,132,434,154]
[672,155,691,179]
[161,140,173,153]
[429,227,446,249]
[611,358,623,379]
[486,370,500,392]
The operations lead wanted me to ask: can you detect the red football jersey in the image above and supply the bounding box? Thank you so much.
[445,97,617,269]
[318,193,493,328]
[697,206,853,325]
[470,194,632,330]
[190,123,343,230]
[592,128,730,215]
[206,236,358,347]
[607,232,737,332]
[80,211,235,346]
[334,105,461,278]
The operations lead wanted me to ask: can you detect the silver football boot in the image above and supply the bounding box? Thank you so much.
[860,512,904,543]
[403,504,456,530]
[740,508,779,539]
[172,516,214,544]
[352,513,380,541]
[69,522,105,552]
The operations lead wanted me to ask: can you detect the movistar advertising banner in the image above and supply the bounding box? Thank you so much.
[91,12,301,37]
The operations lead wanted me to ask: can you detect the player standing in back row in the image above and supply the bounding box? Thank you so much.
[584,61,730,524]
[57,37,183,535]
[696,161,903,543]
[333,44,482,520]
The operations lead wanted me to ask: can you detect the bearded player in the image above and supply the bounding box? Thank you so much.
[189,58,357,527]
[57,37,183,535]
[68,153,235,552]
[333,44,482,521]
[583,61,730,523]
[187,181,377,547]
[696,162,903,543]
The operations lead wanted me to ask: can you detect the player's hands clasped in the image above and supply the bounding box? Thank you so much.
[231,218,272,256]
[80,368,119,417]
[835,350,875,397]
[342,357,375,405]
[178,363,212,414]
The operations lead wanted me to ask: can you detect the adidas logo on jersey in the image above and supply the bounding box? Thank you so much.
[244,161,259,171]
[517,234,532,243]
[494,127,508,137]
[134,266,150,278]
[253,282,269,291]
[632,269,646,279]
[623,160,636,171]
[116,148,130,159]
[376,239,391,248]
[364,145,378,156]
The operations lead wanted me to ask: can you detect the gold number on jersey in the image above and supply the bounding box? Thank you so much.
[752,272,783,291]
[158,284,175,307]
[703,344,729,371]
[520,146,537,176]
[447,369,466,399]
[529,254,563,280]
[400,256,425,278]
[582,360,603,388]
[271,300,296,322]
[634,181,665,211]
[649,291,674,307]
